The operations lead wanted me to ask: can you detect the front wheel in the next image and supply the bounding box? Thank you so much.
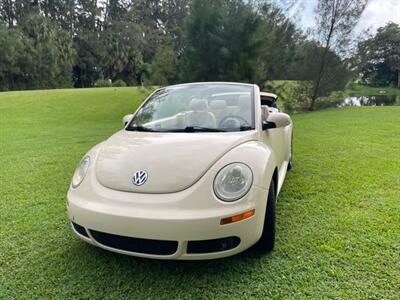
[255,179,276,252]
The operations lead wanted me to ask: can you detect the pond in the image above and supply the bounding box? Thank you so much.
[340,95,400,107]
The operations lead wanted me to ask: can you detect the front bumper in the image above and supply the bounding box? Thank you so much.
[67,168,268,260]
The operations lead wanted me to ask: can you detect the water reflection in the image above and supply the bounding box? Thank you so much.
[340,95,400,107]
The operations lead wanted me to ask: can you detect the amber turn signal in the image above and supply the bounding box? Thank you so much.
[220,209,255,225]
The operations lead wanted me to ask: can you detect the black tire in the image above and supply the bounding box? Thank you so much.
[287,132,294,171]
[255,179,276,253]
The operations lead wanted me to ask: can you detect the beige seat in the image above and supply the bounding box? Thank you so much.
[184,98,217,128]
[209,100,228,123]
[235,94,252,123]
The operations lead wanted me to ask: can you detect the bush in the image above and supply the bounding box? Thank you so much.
[95,79,112,87]
[113,79,127,87]
[315,91,346,109]
[265,80,311,113]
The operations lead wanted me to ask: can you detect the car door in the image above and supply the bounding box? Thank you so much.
[260,106,290,170]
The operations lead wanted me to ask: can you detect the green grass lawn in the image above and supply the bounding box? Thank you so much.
[1,87,399,299]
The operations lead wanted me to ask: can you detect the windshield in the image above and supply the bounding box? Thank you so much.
[126,83,255,132]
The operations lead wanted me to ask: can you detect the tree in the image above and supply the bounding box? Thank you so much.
[0,15,75,91]
[72,0,104,87]
[102,21,145,85]
[308,0,367,110]
[258,2,301,81]
[19,15,75,89]
[159,0,191,51]
[0,0,374,98]
[289,40,352,108]
[0,25,24,90]
[357,22,400,87]
[73,30,105,87]
[146,45,177,85]
[0,0,15,27]
[179,0,264,84]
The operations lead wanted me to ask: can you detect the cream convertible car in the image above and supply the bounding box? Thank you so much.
[67,82,293,260]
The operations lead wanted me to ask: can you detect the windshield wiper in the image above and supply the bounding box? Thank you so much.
[239,126,253,131]
[126,125,159,132]
[166,126,226,132]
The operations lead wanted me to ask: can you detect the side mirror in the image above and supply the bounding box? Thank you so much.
[122,114,133,126]
[262,112,291,130]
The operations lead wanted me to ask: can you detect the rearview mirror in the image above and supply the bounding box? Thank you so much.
[122,114,133,126]
[262,112,291,130]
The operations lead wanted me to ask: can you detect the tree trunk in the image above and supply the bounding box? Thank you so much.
[81,69,84,88]
[6,0,14,28]
[308,96,316,111]
[397,70,400,88]
[309,45,330,111]
[309,0,340,111]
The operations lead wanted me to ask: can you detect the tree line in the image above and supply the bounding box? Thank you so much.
[0,0,398,110]
[357,22,400,88]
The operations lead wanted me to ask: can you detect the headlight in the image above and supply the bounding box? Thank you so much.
[71,156,90,188]
[213,163,253,202]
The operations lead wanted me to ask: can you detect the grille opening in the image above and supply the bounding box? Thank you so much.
[89,230,178,255]
[187,236,240,254]
[72,222,89,238]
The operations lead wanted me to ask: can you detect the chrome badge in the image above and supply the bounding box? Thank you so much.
[132,170,148,186]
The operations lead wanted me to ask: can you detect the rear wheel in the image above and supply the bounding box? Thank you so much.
[255,179,276,252]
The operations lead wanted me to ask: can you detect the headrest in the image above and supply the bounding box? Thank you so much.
[238,94,250,108]
[190,98,209,111]
[209,100,227,110]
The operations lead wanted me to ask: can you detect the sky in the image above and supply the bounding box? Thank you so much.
[286,0,400,35]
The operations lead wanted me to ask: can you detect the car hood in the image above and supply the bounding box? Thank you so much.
[95,130,257,193]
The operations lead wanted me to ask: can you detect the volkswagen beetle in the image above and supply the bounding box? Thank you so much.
[67,82,293,260]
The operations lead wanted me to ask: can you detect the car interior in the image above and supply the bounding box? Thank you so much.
[179,93,254,128]
[141,91,278,130]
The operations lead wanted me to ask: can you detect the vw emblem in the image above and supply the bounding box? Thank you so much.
[132,170,148,186]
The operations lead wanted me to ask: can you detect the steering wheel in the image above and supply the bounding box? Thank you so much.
[219,115,251,128]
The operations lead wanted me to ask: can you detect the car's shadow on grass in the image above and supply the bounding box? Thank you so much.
[63,238,269,279]
[55,239,279,296]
